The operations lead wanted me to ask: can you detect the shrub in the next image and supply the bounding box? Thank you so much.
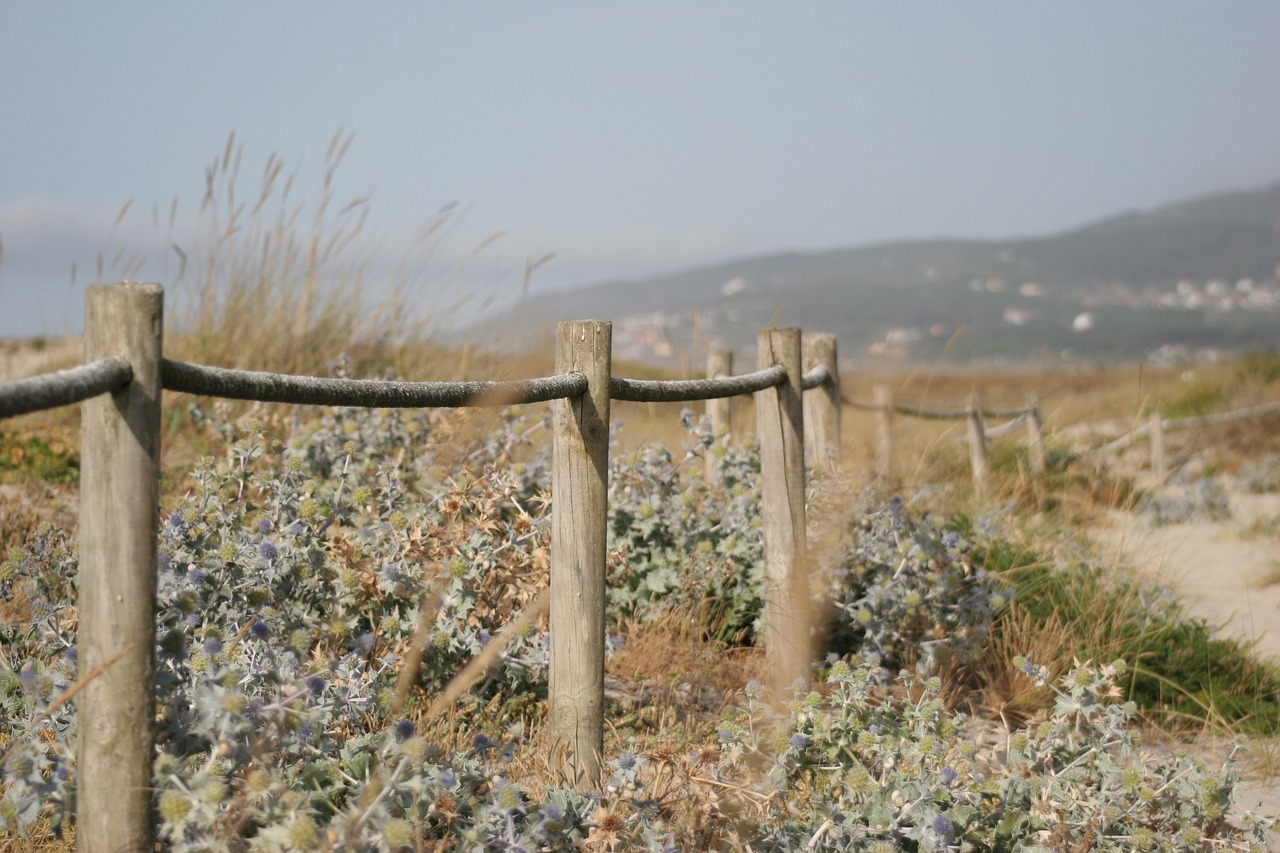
[1137,478,1231,526]
[825,497,1012,674]
[721,658,1272,851]
[1238,453,1280,494]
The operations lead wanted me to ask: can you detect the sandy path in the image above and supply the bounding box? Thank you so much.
[1091,488,1280,844]
[1091,490,1280,658]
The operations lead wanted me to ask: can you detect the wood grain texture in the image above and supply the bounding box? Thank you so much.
[1026,395,1046,476]
[802,333,840,471]
[966,391,989,502]
[705,350,733,438]
[874,384,894,478]
[755,328,811,699]
[549,320,611,787]
[78,282,164,853]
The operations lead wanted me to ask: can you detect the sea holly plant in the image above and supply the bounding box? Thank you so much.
[605,411,768,642]
[716,657,1272,851]
[823,496,1013,674]
[1,403,568,842]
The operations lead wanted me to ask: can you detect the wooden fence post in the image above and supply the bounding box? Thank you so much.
[549,320,611,788]
[79,282,164,853]
[966,391,989,502]
[756,328,810,698]
[1026,395,1046,477]
[802,333,840,471]
[1150,412,1166,480]
[706,350,733,439]
[874,384,893,478]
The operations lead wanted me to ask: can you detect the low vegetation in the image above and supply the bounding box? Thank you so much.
[3,139,1280,849]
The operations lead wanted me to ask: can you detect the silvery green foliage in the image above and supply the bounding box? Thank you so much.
[0,403,601,846]
[719,658,1271,852]
[1237,453,1280,494]
[826,498,1012,674]
[1138,478,1231,526]
[606,412,767,642]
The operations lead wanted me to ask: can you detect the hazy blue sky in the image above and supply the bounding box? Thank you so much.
[2,3,1279,337]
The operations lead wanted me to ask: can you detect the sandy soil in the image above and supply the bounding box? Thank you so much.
[1092,487,1280,844]
[0,336,82,383]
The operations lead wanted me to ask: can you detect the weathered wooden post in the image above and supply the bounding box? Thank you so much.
[874,384,893,478]
[803,333,840,471]
[1026,394,1046,477]
[549,320,611,787]
[756,328,810,698]
[1150,412,1166,480]
[79,282,164,853]
[966,391,989,502]
[706,350,733,439]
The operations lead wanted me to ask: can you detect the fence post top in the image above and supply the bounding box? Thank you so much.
[88,281,165,296]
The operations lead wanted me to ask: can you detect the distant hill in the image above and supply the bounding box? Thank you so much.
[480,183,1280,365]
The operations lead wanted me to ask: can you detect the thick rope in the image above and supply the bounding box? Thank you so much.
[161,359,588,408]
[0,356,132,419]
[800,364,831,391]
[609,365,787,403]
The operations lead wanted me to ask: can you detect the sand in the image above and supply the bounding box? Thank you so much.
[1092,486,1280,844]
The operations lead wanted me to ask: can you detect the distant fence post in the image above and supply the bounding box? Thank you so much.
[756,327,810,699]
[1026,394,1046,477]
[78,282,164,853]
[874,384,893,478]
[966,391,989,502]
[803,333,840,471]
[1150,412,1166,480]
[706,350,733,440]
[549,320,611,788]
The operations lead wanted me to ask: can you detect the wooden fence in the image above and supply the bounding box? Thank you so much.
[0,283,840,853]
[6,284,1278,852]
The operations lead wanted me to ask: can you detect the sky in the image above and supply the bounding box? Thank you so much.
[2,3,1279,338]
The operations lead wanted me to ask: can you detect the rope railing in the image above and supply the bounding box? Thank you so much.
[800,363,830,391]
[609,364,786,403]
[0,355,132,419]
[1160,398,1280,431]
[161,358,589,408]
[980,409,1030,440]
[0,283,847,848]
[841,392,1029,421]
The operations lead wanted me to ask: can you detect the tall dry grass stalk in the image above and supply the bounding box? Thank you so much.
[95,131,516,382]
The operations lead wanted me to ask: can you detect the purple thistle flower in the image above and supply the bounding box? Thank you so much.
[940,766,958,786]
[394,719,415,740]
[258,541,278,561]
[257,518,272,534]
[17,664,37,693]
[931,814,954,838]
[186,568,206,585]
[614,752,637,771]
[472,733,494,750]
[305,675,325,695]
[788,733,808,750]
[202,637,223,654]
[250,620,270,640]
[168,513,185,530]
[354,632,375,654]
[541,803,563,822]
[64,646,77,663]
